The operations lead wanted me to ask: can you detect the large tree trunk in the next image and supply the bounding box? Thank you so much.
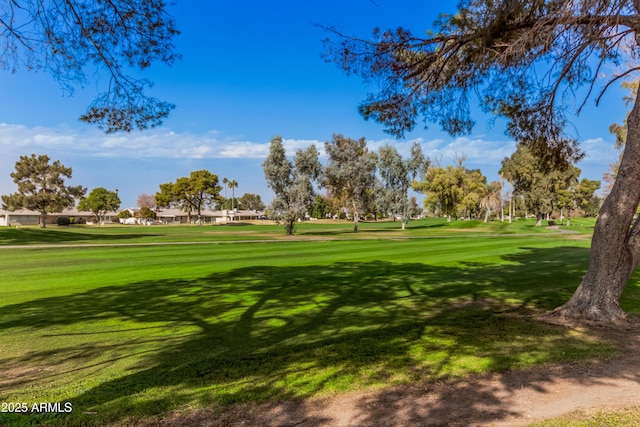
[39,210,47,228]
[550,93,640,323]
[535,213,543,227]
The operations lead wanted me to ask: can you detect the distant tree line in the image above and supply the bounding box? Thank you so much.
[261,133,601,235]
[1,138,601,231]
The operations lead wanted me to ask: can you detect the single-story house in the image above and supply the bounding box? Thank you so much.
[153,208,265,224]
[0,207,266,226]
[0,208,118,227]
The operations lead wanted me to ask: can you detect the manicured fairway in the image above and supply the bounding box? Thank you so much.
[0,220,635,426]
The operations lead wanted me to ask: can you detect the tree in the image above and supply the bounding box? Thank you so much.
[222,177,229,200]
[413,159,470,222]
[324,134,377,232]
[156,170,221,224]
[500,144,579,226]
[458,168,487,220]
[78,187,121,227]
[137,207,157,222]
[377,142,429,229]
[262,135,322,235]
[0,0,179,133]
[310,194,331,219]
[575,179,602,217]
[227,179,239,210]
[480,181,503,223]
[137,194,157,209]
[325,1,640,321]
[237,193,265,211]
[2,154,85,228]
[603,81,637,196]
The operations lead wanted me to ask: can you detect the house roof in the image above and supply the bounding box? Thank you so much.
[0,208,118,216]
[153,208,264,218]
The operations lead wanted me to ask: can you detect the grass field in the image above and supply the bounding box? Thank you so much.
[0,218,636,426]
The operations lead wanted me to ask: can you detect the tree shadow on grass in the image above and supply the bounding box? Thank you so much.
[0,227,159,246]
[0,245,627,426]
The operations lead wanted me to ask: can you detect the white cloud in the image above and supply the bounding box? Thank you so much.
[219,142,269,158]
[0,123,519,168]
[579,137,619,165]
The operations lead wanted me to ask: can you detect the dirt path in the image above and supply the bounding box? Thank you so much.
[154,319,640,427]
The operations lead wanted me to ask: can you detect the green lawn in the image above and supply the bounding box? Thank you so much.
[1,218,629,426]
[0,216,573,246]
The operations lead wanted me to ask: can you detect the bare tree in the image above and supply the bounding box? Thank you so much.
[325,1,640,322]
[0,0,180,132]
[137,194,157,209]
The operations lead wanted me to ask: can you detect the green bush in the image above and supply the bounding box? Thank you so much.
[56,216,70,226]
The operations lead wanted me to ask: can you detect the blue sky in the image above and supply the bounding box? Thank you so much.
[0,0,625,208]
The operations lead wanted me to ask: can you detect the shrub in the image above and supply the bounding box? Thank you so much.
[56,216,71,226]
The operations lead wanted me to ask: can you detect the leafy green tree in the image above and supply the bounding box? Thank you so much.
[137,207,157,221]
[575,179,602,217]
[117,210,132,219]
[0,1,179,132]
[78,187,121,227]
[2,154,85,228]
[377,142,429,229]
[216,197,235,211]
[237,193,265,211]
[500,144,579,226]
[156,170,221,224]
[310,195,331,219]
[324,134,377,232]
[262,135,322,234]
[458,168,487,220]
[414,160,469,222]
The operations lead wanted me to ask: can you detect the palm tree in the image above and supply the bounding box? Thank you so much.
[480,181,502,223]
[222,177,229,210]
[228,179,238,210]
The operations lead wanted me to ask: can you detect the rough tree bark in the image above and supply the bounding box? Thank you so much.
[551,92,640,322]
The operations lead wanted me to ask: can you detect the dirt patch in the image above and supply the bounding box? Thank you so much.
[146,317,640,427]
[0,363,56,389]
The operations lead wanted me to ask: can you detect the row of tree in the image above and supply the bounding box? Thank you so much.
[263,134,601,235]
[0,140,601,232]
[0,154,266,227]
[263,134,429,235]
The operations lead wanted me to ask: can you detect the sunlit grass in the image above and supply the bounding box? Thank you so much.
[529,406,640,426]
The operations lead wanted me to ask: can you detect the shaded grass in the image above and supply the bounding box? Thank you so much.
[0,228,633,425]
